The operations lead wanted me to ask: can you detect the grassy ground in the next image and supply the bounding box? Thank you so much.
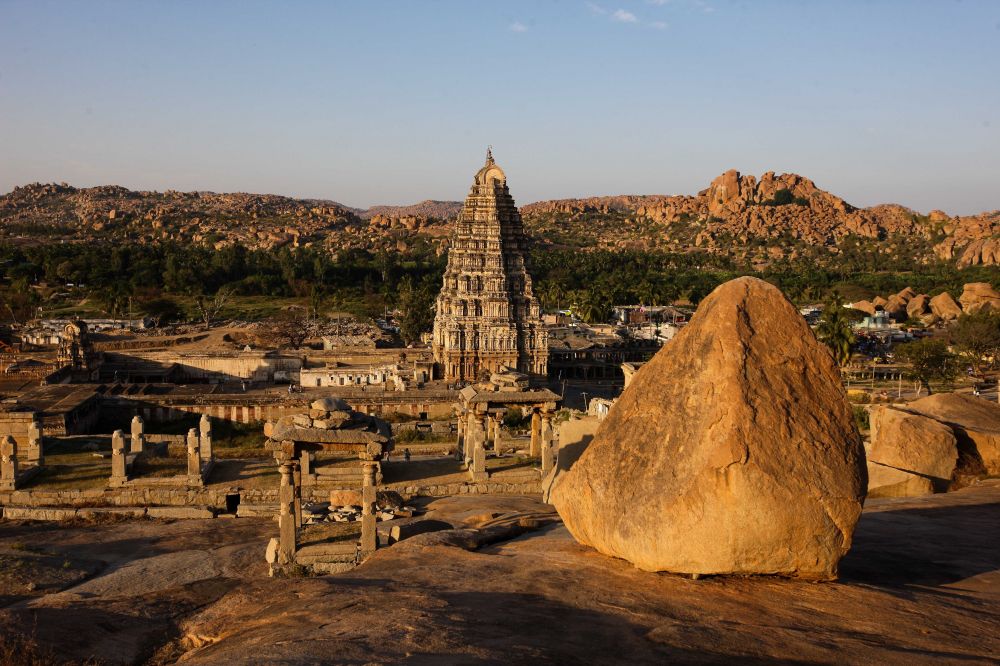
[148,417,269,458]
[382,455,537,486]
[298,522,362,548]
[21,438,111,491]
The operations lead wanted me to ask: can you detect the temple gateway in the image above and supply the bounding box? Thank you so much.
[432,150,548,383]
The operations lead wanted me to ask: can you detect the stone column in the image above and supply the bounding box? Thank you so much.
[27,420,43,465]
[199,414,213,461]
[492,414,503,457]
[293,463,303,529]
[541,412,554,475]
[360,462,378,554]
[471,414,488,481]
[300,451,314,486]
[530,410,541,457]
[463,412,477,466]
[110,430,127,486]
[455,413,465,461]
[0,435,18,491]
[186,428,201,480]
[277,461,297,565]
[130,415,145,454]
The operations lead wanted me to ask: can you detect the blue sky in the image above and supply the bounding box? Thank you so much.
[1,0,998,214]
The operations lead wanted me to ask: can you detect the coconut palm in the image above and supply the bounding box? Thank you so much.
[815,297,855,366]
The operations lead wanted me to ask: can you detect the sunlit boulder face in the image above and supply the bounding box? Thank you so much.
[550,277,866,579]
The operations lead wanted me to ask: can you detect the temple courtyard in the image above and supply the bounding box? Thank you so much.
[0,481,997,664]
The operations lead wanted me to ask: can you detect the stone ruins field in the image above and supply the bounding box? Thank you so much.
[0,484,997,664]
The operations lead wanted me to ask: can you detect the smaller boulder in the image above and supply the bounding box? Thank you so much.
[311,396,351,412]
[867,406,958,497]
[906,294,930,319]
[929,292,963,321]
[903,393,1000,476]
[959,283,1000,314]
[850,300,877,316]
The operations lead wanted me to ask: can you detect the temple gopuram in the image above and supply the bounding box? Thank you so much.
[432,150,548,383]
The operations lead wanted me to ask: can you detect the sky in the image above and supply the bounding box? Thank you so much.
[1,1,998,215]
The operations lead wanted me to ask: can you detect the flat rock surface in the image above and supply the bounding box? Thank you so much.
[0,483,997,664]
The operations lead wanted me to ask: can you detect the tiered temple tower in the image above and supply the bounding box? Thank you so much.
[433,150,548,383]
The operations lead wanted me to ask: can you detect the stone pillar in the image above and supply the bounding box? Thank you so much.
[130,415,145,454]
[199,414,213,461]
[27,420,43,465]
[293,463,303,529]
[300,451,314,486]
[110,430,127,486]
[541,412,554,475]
[186,428,201,479]
[455,414,465,461]
[277,462,297,565]
[530,410,541,457]
[463,412,478,466]
[492,414,503,457]
[471,414,488,481]
[360,462,378,554]
[0,435,18,491]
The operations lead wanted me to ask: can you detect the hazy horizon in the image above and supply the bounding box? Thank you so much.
[2,1,998,215]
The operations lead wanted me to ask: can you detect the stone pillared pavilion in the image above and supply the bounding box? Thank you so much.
[432,150,548,382]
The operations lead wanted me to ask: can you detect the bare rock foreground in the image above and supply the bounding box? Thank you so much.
[0,487,998,664]
[551,277,866,578]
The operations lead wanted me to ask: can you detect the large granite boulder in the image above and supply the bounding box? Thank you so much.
[882,296,908,322]
[549,277,866,579]
[850,300,877,316]
[929,292,963,321]
[906,294,930,319]
[902,393,1000,476]
[959,282,1000,314]
[866,406,958,498]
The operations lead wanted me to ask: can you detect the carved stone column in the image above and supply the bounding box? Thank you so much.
[455,411,465,461]
[293,462,303,529]
[491,414,503,458]
[0,435,18,491]
[129,416,145,454]
[360,462,378,553]
[277,461,297,565]
[470,413,488,482]
[186,428,201,480]
[530,410,541,457]
[199,414,213,461]
[27,420,43,465]
[110,430,127,486]
[541,412,554,475]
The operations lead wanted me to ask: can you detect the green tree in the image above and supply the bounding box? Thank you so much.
[815,300,856,366]
[141,297,183,327]
[949,310,1000,373]
[398,276,436,345]
[895,338,959,394]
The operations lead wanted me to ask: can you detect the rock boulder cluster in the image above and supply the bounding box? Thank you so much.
[550,277,866,579]
[867,393,1000,497]
[264,397,391,458]
[850,282,1000,324]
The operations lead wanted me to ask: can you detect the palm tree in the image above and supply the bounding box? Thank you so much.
[816,297,855,366]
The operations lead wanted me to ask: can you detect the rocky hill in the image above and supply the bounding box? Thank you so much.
[2,172,998,267]
[360,200,462,221]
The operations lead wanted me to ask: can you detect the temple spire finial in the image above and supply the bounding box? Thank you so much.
[486,145,494,163]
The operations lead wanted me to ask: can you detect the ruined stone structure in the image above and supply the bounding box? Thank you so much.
[57,319,95,372]
[433,150,547,382]
[455,369,559,481]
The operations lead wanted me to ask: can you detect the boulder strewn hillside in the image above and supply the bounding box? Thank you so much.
[2,171,998,268]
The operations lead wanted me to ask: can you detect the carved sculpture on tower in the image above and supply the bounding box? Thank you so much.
[433,150,548,383]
